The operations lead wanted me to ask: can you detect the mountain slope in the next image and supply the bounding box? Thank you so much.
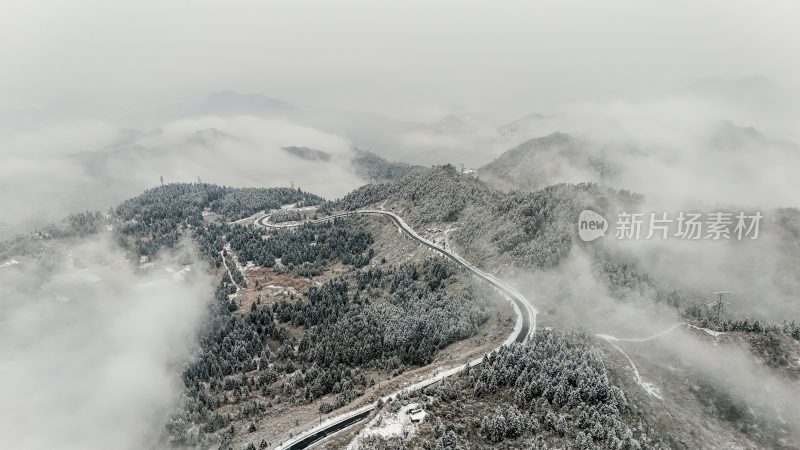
[479,132,603,191]
[194,90,301,117]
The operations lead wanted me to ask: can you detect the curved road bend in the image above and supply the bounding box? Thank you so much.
[254,209,537,450]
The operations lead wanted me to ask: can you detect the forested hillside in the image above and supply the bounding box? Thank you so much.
[357,330,662,449]
[114,183,322,256]
[329,166,800,336]
[330,164,497,223]
[331,164,641,269]
[479,132,604,192]
[350,148,419,182]
[227,220,374,274]
[326,163,800,422]
[159,207,496,449]
[6,175,798,450]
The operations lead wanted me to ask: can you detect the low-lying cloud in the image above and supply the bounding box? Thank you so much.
[501,93,800,210]
[514,249,800,442]
[0,114,364,237]
[490,85,800,322]
[0,235,212,450]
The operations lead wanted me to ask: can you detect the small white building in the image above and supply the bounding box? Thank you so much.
[407,406,427,423]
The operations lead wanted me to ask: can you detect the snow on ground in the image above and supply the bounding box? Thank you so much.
[598,335,664,400]
[265,284,299,296]
[596,322,725,400]
[165,265,192,282]
[0,259,20,269]
[347,403,426,449]
[280,204,317,212]
[138,255,156,270]
[685,323,724,337]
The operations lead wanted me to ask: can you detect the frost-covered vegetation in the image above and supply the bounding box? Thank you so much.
[0,211,107,261]
[114,183,322,256]
[167,219,490,448]
[268,209,302,223]
[350,149,418,182]
[478,132,605,192]
[48,211,106,237]
[331,167,800,340]
[227,220,374,275]
[10,172,796,450]
[331,164,641,269]
[330,165,492,224]
[365,330,661,450]
[274,259,488,370]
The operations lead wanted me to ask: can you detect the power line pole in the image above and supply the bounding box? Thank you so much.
[35,246,47,264]
[160,175,164,187]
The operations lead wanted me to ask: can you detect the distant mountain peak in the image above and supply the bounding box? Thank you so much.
[509,112,547,122]
[186,128,241,146]
[479,131,604,191]
[196,90,300,116]
[506,131,577,152]
[282,146,332,162]
[498,112,555,142]
[429,114,477,134]
[708,120,800,152]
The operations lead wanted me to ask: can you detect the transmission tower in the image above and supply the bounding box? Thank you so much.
[707,291,733,326]
[591,163,606,184]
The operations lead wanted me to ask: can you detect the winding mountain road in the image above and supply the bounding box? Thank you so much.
[253,209,537,450]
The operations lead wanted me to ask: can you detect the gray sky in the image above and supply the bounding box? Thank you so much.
[2,0,799,231]
[2,0,799,123]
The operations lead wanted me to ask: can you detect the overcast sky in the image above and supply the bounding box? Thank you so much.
[2,0,799,124]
